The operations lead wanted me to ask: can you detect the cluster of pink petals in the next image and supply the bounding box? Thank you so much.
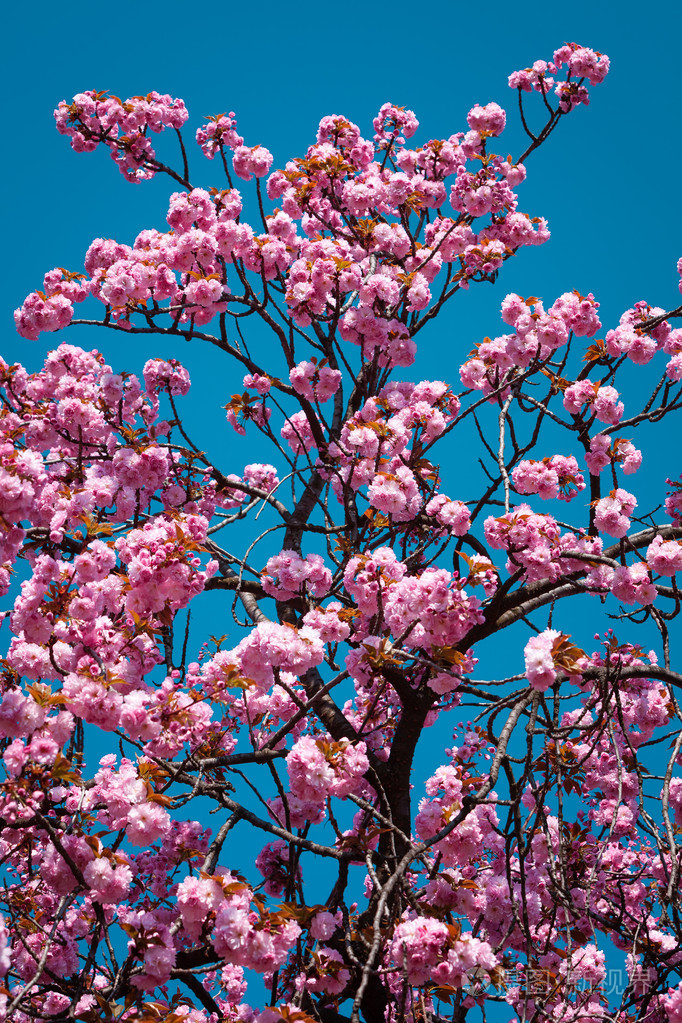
[289,360,341,402]
[373,103,419,148]
[425,494,471,534]
[466,102,506,136]
[261,549,332,600]
[585,434,641,476]
[563,378,624,425]
[391,915,499,988]
[280,410,317,453]
[216,621,325,692]
[287,735,369,805]
[609,562,657,606]
[54,90,188,181]
[524,629,562,690]
[328,380,459,523]
[196,111,243,158]
[485,505,602,583]
[176,871,301,973]
[646,534,682,576]
[663,984,682,1023]
[605,300,669,364]
[382,568,484,652]
[367,460,422,521]
[115,515,218,617]
[509,44,609,114]
[593,488,637,538]
[232,145,274,181]
[460,291,600,398]
[512,454,585,501]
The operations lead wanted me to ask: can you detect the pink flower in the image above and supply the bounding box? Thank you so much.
[647,535,682,577]
[84,857,133,904]
[594,488,637,538]
[611,563,657,605]
[232,145,274,181]
[426,495,471,534]
[176,875,224,940]
[524,629,561,691]
[466,102,506,135]
[261,549,332,600]
[512,455,585,501]
[126,802,171,845]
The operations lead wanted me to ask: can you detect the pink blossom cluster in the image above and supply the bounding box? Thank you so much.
[232,145,274,181]
[524,629,563,690]
[115,515,218,617]
[305,946,350,996]
[261,549,332,600]
[664,327,682,381]
[593,488,637,538]
[508,60,558,93]
[512,454,585,501]
[460,291,600,397]
[425,494,471,534]
[342,546,406,617]
[286,735,369,806]
[553,43,611,85]
[196,111,243,158]
[665,477,682,524]
[382,568,484,652]
[605,300,670,364]
[608,561,658,605]
[280,410,317,454]
[415,761,501,867]
[327,379,459,521]
[585,434,642,476]
[663,985,682,1022]
[16,182,293,333]
[215,463,281,511]
[646,534,682,576]
[373,103,419,149]
[390,916,499,988]
[289,360,342,402]
[0,912,9,982]
[484,505,603,583]
[563,378,624,424]
[466,102,506,136]
[91,754,171,844]
[14,268,89,339]
[176,871,300,973]
[54,90,189,181]
[209,621,325,694]
[143,356,192,397]
[509,44,609,113]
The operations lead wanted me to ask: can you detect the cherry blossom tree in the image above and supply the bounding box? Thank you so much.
[4,41,682,1023]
